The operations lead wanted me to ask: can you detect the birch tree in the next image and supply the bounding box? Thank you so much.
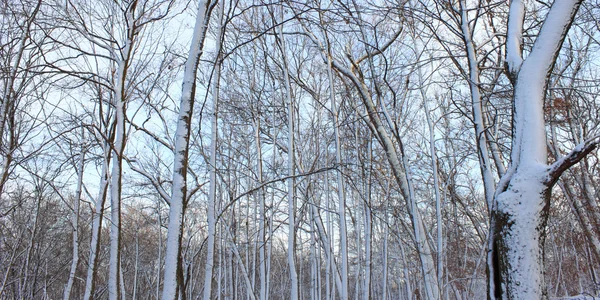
[201,2,224,299]
[63,130,86,300]
[162,1,214,299]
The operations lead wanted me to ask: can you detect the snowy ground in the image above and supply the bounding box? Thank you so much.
[553,295,600,300]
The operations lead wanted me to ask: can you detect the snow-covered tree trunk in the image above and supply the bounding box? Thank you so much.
[202,2,223,299]
[458,0,496,212]
[455,3,501,297]
[162,1,212,299]
[83,145,110,300]
[490,1,591,299]
[109,19,134,300]
[63,134,85,300]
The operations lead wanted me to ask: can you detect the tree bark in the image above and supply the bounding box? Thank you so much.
[491,1,584,299]
[162,1,212,299]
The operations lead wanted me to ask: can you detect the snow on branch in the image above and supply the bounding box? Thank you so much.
[546,134,600,185]
[506,0,525,80]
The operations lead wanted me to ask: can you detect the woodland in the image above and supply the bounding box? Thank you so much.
[1,0,600,299]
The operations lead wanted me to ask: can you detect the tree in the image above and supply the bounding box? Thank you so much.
[162,1,215,299]
[0,0,44,203]
[490,1,599,298]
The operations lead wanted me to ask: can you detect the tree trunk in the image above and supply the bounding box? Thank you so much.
[492,171,551,299]
[109,37,132,300]
[326,52,348,300]
[83,145,110,300]
[63,136,85,300]
[202,2,223,299]
[163,1,211,299]
[490,1,584,298]
[274,10,299,299]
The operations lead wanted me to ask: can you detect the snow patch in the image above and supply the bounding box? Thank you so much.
[496,164,549,298]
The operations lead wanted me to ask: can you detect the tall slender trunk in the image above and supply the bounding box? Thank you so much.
[454,4,498,298]
[202,2,223,299]
[133,231,139,300]
[418,62,445,299]
[456,5,501,297]
[63,135,85,300]
[382,193,389,300]
[326,53,348,300]
[325,175,332,300]
[109,33,133,300]
[254,115,267,300]
[83,144,110,300]
[162,1,211,299]
[274,12,299,299]
[362,138,372,300]
[284,51,299,300]
[310,206,317,300]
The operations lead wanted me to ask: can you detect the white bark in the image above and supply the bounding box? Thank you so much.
[162,1,210,299]
[284,51,299,300]
[310,207,318,300]
[361,139,372,300]
[506,0,525,80]
[83,146,110,300]
[201,2,223,299]
[493,1,584,299]
[458,0,496,211]
[382,205,388,300]
[276,13,299,299]
[63,137,85,300]
[456,4,500,298]
[326,53,348,300]
[109,31,133,300]
[421,77,443,299]
[254,115,267,300]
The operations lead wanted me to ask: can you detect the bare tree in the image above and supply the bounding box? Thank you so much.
[162,1,215,299]
[490,1,599,298]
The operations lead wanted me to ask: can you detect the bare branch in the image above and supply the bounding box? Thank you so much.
[216,165,338,222]
[546,134,600,185]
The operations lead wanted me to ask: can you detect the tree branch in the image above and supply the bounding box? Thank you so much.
[546,134,600,185]
[216,165,338,222]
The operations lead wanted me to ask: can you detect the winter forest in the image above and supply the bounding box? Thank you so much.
[2,0,600,299]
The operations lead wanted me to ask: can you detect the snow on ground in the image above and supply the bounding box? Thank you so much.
[553,295,600,300]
